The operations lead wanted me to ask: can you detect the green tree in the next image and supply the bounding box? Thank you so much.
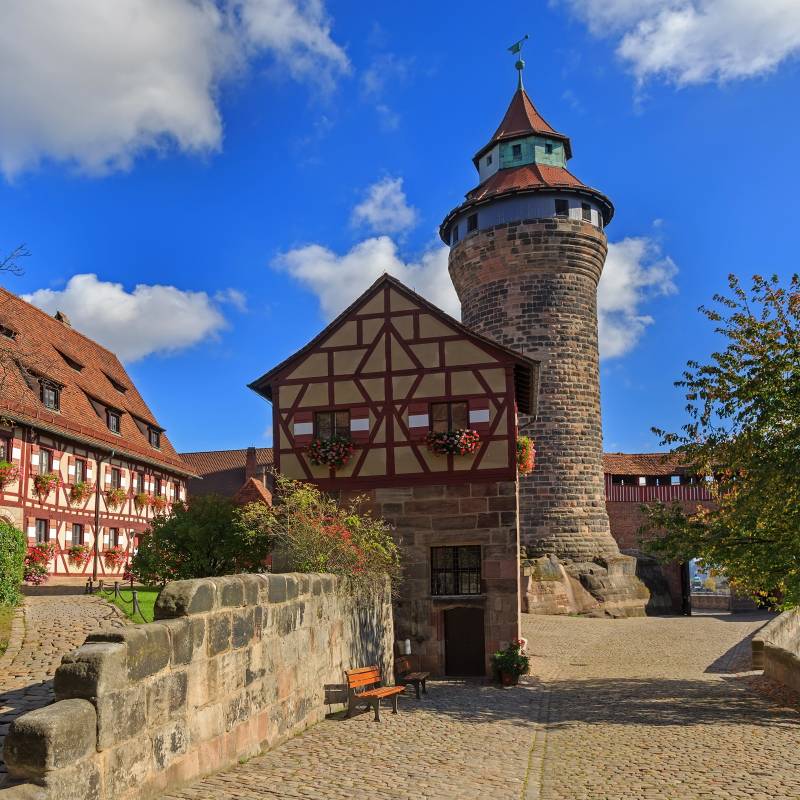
[642,274,800,607]
[0,520,26,606]
[131,495,274,585]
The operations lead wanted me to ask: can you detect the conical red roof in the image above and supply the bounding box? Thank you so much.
[473,87,572,163]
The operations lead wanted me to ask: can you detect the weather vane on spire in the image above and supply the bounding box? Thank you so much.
[508,34,529,89]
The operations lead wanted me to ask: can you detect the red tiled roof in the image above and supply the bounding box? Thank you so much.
[474,88,572,163]
[180,448,274,476]
[233,477,273,507]
[466,163,586,203]
[0,287,189,474]
[603,452,690,476]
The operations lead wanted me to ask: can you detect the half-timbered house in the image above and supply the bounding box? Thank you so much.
[249,274,539,675]
[0,288,193,579]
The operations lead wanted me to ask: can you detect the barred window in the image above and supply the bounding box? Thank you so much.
[431,546,481,596]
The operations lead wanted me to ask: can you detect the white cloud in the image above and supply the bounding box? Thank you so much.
[214,288,248,312]
[598,237,678,358]
[0,0,348,178]
[273,236,458,320]
[351,177,418,235]
[562,0,800,85]
[24,274,230,361]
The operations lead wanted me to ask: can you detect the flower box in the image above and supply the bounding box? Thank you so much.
[105,487,127,510]
[134,492,150,512]
[150,495,168,512]
[69,481,94,504]
[67,544,92,568]
[307,435,355,470]
[24,542,55,585]
[426,429,481,456]
[0,460,19,489]
[516,436,535,475]
[33,472,59,499]
[103,546,126,570]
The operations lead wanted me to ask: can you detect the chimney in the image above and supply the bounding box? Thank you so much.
[245,446,257,481]
[54,310,71,326]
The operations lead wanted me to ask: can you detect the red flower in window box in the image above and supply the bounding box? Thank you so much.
[150,494,168,513]
[516,436,535,475]
[24,542,55,585]
[0,460,19,489]
[67,544,92,568]
[307,435,354,470]
[105,487,127,510]
[426,429,481,456]
[69,481,94,504]
[133,492,150,512]
[32,472,59,499]
[103,546,126,570]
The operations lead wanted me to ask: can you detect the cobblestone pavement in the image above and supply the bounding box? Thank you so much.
[0,593,126,784]
[164,611,799,800]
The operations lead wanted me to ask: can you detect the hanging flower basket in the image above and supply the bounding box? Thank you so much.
[69,481,94,504]
[67,544,92,568]
[307,435,355,470]
[150,494,168,512]
[103,546,126,570]
[105,487,127,510]
[426,429,481,456]
[33,472,59,499]
[516,436,536,475]
[0,460,19,489]
[134,492,150,512]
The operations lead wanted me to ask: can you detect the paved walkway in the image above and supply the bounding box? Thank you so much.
[0,593,126,784]
[163,611,799,800]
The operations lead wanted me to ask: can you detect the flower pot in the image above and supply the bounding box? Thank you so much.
[500,671,519,687]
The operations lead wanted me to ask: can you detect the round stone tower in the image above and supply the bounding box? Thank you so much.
[441,73,648,614]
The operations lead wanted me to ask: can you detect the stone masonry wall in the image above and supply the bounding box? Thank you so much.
[751,609,800,688]
[449,218,619,563]
[2,573,394,800]
[334,480,520,675]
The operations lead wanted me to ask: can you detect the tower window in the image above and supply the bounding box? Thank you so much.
[512,143,522,159]
[467,213,478,233]
[545,142,554,155]
[451,225,459,245]
[485,154,493,166]
[581,203,592,222]
[555,199,569,217]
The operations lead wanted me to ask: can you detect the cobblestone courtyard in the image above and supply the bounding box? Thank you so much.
[0,592,126,784]
[164,611,800,800]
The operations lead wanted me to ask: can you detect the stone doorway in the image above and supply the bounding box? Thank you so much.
[444,606,485,676]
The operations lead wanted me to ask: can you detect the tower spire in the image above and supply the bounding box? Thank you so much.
[508,34,529,90]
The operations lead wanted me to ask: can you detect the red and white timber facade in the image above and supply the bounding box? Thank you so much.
[0,287,194,578]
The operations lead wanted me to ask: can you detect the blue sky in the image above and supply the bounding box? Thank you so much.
[1,0,798,455]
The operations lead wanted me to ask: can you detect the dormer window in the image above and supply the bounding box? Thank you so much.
[40,381,60,411]
[107,410,121,434]
[545,142,553,155]
[105,373,128,393]
[149,428,161,449]
[0,324,16,340]
[512,143,522,159]
[56,349,84,371]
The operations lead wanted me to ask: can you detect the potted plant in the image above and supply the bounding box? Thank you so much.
[426,429,481,456]
[69,480,94,504]
[103,545,126,570]
[66,544,91,568]
[516,436,535,475]
[307,435,355,470]
[150,494,168,513]
[491,638,530,686]
[105,487,127,510]
[32,472,59,500]
[133,491,149,512]
[0,460,19,489]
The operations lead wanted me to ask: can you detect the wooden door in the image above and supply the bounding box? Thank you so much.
[444,607,485,676]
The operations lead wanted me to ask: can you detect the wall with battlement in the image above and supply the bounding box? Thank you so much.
[2,573,394,800]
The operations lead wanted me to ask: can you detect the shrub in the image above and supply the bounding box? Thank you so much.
[0,520,26,605]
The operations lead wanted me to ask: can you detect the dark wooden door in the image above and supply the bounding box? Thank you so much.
[444,607,485,676]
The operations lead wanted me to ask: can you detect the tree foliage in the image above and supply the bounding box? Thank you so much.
[642,274,800,607]
[0,520,26,605]
[131,495,274,585]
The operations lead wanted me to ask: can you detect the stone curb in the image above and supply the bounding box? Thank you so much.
[523,688,551,800]
[0,602,27,674]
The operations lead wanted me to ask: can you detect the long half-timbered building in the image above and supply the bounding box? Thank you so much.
[0,288,194,578]
[250,274,539,675]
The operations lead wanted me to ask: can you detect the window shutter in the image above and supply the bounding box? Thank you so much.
[468,398,491,435]
[350,407,370,444]
[292,411,314,446]
[407,401,429,442]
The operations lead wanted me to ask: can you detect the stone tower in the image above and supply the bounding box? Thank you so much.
[441,71,648,615]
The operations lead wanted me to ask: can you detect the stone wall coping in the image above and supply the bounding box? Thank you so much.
[752,609,800,671]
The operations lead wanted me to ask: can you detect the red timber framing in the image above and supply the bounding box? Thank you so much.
[249,274,540,491]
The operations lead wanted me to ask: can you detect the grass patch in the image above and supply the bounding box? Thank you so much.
[100,586,160,624]
[0,604,15,657]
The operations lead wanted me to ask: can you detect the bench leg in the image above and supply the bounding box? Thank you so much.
[421,679,427,695]
[414,680,421,700]
[373,699,381,722]
[392,694,399,715]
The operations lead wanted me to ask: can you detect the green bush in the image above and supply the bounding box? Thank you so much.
[0,520,26,605]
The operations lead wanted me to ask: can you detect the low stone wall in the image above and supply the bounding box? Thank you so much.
[752,609,800,682]
[2,573,394,800]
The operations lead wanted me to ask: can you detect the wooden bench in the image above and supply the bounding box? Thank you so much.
[345,666,405,722]
[395,656,430,700]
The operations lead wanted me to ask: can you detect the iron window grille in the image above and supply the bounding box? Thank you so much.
[431,545,482,596]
